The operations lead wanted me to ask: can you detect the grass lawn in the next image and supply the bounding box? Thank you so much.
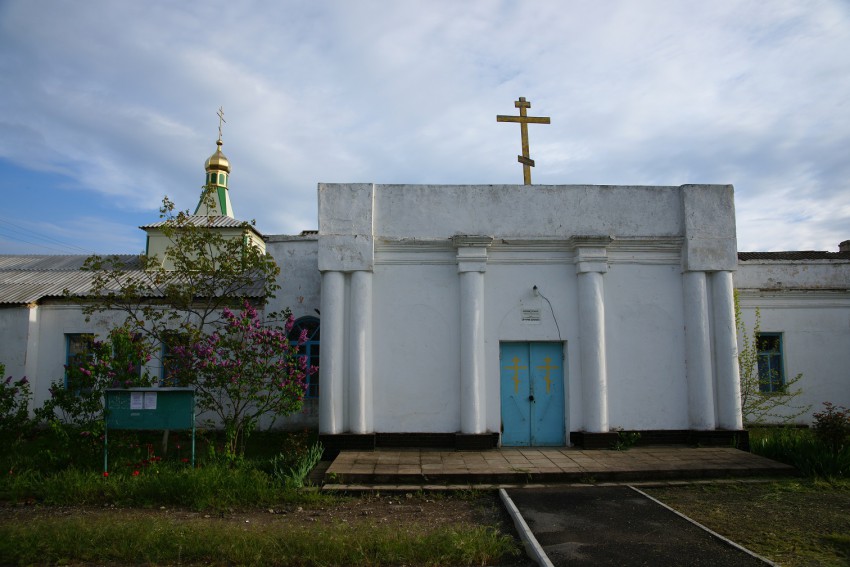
[0,491,526,566]
[646,479,850,567]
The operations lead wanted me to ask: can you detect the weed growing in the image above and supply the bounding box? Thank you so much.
[749,426,850,478]
[1,428,330,509]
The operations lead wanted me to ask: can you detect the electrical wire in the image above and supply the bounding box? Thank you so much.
[0,216,93,254]
[536,288,562,341]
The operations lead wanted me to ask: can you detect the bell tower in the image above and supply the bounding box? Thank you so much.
[195,107,235,218]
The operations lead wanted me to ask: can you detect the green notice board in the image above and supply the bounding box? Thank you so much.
[104,388,196,473]
[105,388,195,430]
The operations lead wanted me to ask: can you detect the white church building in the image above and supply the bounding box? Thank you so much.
[2,138,848,450]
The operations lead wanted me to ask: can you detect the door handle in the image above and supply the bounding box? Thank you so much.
[528,395,535,402]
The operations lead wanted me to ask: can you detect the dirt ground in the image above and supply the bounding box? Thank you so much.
[1,491,502,528]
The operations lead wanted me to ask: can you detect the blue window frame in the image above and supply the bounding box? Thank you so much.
[757,333,785,393]
[288,317,320,398]
[65,333,94,393]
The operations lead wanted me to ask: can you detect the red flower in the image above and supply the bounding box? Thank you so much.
[103,472,109,478]
[132,470,140,476]
[181,458,189,463]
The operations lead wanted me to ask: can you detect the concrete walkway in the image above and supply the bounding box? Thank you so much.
[504,486,773,566]
[321,446,794,488]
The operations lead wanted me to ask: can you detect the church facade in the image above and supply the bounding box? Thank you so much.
[266,183,849,449]
[2,145,848,448]
[300,182,746,449]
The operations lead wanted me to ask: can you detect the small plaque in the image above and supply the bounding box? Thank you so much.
[522,308,541,322]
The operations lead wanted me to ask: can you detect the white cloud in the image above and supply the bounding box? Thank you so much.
[0,0,848,252]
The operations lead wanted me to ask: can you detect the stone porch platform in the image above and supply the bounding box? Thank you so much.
[321,446,795,487]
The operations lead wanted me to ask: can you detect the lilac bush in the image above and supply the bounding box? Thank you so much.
[173,302,315,457]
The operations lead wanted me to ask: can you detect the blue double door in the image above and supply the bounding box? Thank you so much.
[500,342,566,446]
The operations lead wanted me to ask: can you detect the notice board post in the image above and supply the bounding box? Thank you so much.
[104,388,195,474]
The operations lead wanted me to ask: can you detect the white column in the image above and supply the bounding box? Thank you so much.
[577,271,608,432]
[348,270,373,433]
[573,238,611,434]
[459,270,485,433]
[712,271,743,430]
[319,271,345,434]
[683,271,716,430]
[453,235,491,435]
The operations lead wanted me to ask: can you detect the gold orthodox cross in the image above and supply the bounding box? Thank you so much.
[497,97,550,185]
[505,356,527,394]
[217,106,226,142]
[535,356,559,394]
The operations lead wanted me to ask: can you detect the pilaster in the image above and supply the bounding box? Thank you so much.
[572,237,611,433]
[453,235,492,434]
[319,271,345,434]
[348,271,373,433]
[683,271,716,430]
[712,271,743,429]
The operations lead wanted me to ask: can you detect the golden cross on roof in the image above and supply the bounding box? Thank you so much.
[497,97,550,185]
[217,106,226,143]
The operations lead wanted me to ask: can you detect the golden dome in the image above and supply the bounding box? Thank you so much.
[204,140,231,173]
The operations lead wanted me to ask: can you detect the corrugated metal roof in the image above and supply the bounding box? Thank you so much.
[0,255,135,304]
[140,215,262,232]
[738,251,850,261]
[0,254,137,271]
[0,254,265,305]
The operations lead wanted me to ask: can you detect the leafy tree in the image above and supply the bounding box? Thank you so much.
[62,189,307,457]
[76,190,280,353]
[171,302,315,458]
[735,293,809,424]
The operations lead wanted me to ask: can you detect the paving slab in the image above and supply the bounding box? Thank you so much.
[323,447,795,486]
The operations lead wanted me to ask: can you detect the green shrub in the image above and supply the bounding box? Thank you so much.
[0,363,32,440]
[812,402,850,455]
[1,428,327,504]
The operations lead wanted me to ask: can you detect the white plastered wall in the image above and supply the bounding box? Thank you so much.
[317,183,741,438]
[256,235,323,429]
[736,259,850,424]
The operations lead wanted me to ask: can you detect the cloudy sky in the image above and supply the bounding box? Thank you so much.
[1,1,848,255]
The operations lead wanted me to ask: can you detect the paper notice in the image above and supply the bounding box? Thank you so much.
[144,392,157,410]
